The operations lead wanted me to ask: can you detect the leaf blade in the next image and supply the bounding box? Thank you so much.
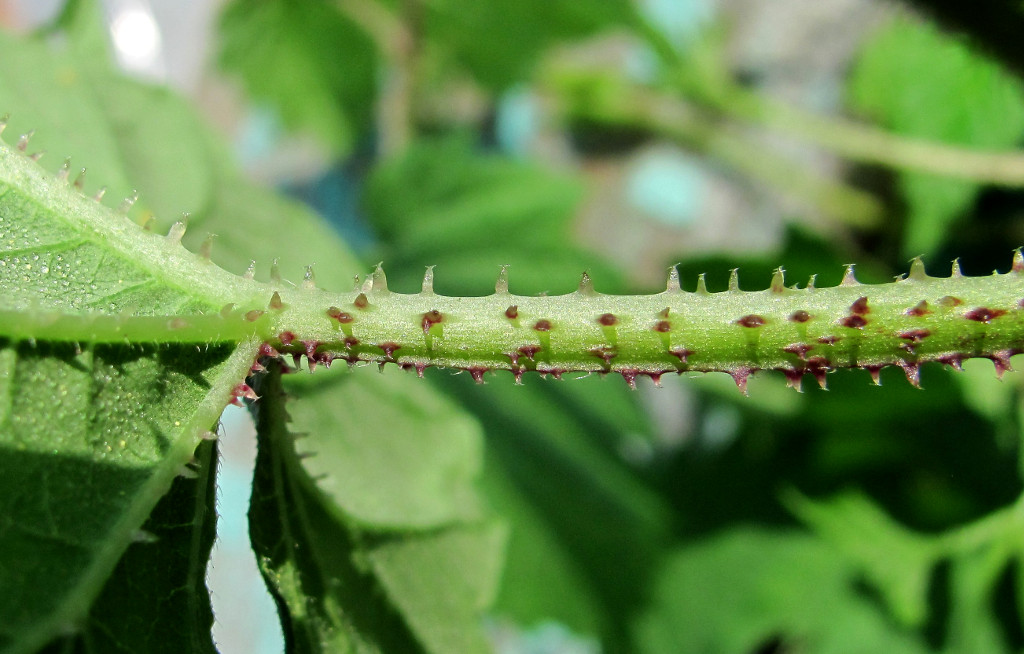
[39,439,221,654]
[848,17,1024,256]
[0,338,260,654]
[248,361,504,654]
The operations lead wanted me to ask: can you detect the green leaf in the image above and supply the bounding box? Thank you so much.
[39,440,220,654]
[0,1,365,287]
[364,137,624,296]
[280,365,485,530]
[218,0,377,155]
[0,103,280,323]
[0,146,214,315]
[944,546,1016,653]
[0,30,215,235]
[248,361,504,654]
[479,449,606,638]
[633,528,929,654]
[50,0,115,64]
[363,522,507,654]
[783,490,940,628]
[425,0,636,89]
[848,16,1024,256]
[366,138,584,252]
[247,367,424,654]
[442,373,669,650]
[0,339,259,654]
[0,12,370,650]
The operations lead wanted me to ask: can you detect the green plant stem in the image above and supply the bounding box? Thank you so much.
[635,15,1024,188]
[703,82,1024,186]
[5,257,1024,393]
[2,134,1023,392]
[551,73,883,228]
[190,262,1024,391]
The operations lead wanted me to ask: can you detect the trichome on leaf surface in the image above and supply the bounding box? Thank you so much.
[4,0,1024,653]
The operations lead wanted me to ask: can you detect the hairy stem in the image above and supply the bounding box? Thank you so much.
[8,257,1024,393]
[251,259,1024,392]
[1,127,1023,393]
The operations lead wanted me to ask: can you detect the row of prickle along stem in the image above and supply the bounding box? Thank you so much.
[254,253,1024,394]
[4,118,1022,394]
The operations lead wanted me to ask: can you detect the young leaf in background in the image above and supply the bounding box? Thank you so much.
[849,16,1024,256]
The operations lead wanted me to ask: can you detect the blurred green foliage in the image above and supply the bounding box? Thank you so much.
[222,0,1024,650]
[6,0,1024,652]
[848,16,1024,256]
[217,0,1024,650]
[220,0,377,154]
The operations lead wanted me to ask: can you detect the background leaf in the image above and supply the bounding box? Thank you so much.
[363,137,625,295]
[848,16,1024,256]
[633,529,931,654]
[218,0,377,155]
[248,361,503,654]
[424,0,636,90]
[784,490,939,628]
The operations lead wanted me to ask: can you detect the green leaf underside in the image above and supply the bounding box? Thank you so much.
[0,127,244,316]
[0,11,365,288]
[281,365,484,530]
[248,361,503,654]
[38,439,220,654]
[0,338,259,654]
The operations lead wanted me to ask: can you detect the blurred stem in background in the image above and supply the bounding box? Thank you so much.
[338,0,424,155]
[550,11,1024,235]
